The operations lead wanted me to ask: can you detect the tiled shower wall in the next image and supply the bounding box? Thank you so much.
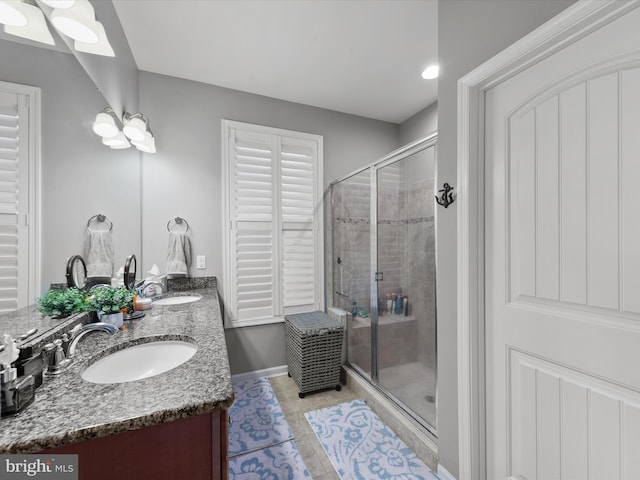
[330,171,371,315]
[406,147,436,369]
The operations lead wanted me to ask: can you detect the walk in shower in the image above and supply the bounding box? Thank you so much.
[328,134,437,435]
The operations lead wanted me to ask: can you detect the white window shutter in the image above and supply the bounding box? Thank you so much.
[280,137,317,312]
[229,129,276,323]
[223,120,323,327]
[0,92,23,312]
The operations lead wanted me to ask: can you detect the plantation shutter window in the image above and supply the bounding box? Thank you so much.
[0,88,33,312]
[222,120,323,328]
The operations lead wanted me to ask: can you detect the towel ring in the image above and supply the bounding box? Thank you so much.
[87,214,113,232]
[167,217,189,233]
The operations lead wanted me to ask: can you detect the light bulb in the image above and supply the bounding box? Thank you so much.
[421,65,439,80]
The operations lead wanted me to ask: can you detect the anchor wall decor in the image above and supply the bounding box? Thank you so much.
[435,183,455,208]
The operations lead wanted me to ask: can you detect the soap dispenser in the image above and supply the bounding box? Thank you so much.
[1,334,35,417]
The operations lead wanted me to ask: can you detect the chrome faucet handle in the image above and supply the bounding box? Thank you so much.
[136,280,166,298]
[44,339,70,376]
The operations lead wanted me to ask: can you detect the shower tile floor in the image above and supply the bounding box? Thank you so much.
[378,361,437,429]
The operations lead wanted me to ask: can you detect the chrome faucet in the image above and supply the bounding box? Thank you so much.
[68,322,118,357]
[134,280,166,298]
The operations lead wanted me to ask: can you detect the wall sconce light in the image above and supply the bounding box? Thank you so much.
[1,0,54,45]
[122,113,148,142]
[93,109,156,154]
[49,0,97,43]
[92,107,119,138]
[131,130,156,153]
[102,132,129,149]
[0,0,114,57]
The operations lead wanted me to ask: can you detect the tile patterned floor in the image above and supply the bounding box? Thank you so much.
[269,374,360,480]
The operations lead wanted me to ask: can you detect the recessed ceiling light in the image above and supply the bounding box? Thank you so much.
[421,65,439,80]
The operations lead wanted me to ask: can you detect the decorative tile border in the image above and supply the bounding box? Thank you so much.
[334,217,369,225]
[335,217,434,225]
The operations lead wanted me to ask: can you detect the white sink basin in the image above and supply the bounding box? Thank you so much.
[81,339,197,384]
[153,295,202,306]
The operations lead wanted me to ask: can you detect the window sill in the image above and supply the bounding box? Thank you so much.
[225,316,285,329]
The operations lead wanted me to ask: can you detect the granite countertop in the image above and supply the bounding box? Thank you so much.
[0,278,234,454]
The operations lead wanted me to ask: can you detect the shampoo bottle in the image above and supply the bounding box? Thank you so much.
[395,295,404,314]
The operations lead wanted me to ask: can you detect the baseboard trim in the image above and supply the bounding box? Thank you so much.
[438,464,456,480]
[231,365,289,383]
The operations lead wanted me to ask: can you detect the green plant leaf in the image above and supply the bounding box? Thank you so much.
[37,288,88,318]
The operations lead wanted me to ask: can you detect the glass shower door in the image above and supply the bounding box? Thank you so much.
[331,170,372,379]
[375,145,437,432]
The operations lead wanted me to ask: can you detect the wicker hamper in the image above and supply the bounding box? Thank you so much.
[285,311,344,398]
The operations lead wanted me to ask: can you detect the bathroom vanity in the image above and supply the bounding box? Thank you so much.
[0,278,233,480]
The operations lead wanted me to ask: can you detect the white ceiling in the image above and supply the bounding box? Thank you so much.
[112,0,438,124]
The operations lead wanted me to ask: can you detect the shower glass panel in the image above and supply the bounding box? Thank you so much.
[376,146,437,431]
[329,134,437,435]
[331,169,371,379]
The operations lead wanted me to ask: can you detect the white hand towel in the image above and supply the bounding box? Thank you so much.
[166,231,192,277]
[84,229,114,278]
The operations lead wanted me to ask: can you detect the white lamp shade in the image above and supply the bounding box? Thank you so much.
[102,131,127,146]
[50,0,98,43]
[123,117,147,142]
[132,132,156,153]
[0,1,28,27]
[102,132,130,148]
[75,21,114,57]
[93,111,118,137]
[4,2,54,45]
[110,142,131,150]
[40,0,76,8]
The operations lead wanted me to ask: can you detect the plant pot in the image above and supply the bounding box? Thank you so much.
[97,311,123,329]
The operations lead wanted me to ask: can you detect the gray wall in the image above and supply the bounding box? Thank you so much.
[436,0,576,476]
[0,40,141,296]
[65,0,139,118]
[399,101,438,146]
[138,71,399,374]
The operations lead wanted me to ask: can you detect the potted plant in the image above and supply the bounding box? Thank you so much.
[86,286,136,329]
[37,288,87,318]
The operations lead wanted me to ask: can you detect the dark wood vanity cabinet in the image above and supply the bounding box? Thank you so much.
[40,410,229,480]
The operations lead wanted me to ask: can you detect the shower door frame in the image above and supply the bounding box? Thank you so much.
[334,133,439,437]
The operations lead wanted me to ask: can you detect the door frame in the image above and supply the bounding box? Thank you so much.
[456,1,640,479]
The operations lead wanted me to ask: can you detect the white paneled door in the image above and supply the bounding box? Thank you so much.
[485,6,640,480]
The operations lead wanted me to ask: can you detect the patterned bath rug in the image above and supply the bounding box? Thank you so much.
[229,440,311,479]
[229,376,294,457]
[305,399,440,480]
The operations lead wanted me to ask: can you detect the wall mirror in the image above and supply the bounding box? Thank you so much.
[0,18,142,344]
